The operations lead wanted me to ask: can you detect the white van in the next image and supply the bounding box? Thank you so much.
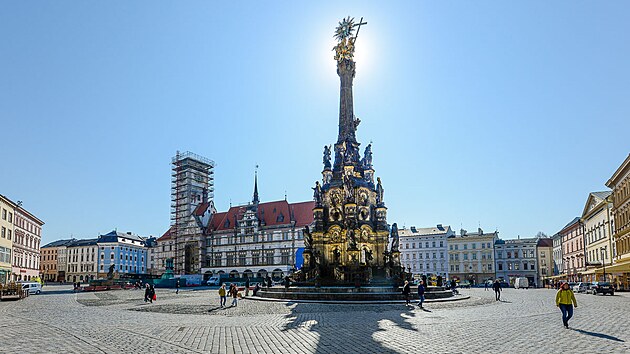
[206,277,220,286]
[514,277,529,289]
[21,282,43,295]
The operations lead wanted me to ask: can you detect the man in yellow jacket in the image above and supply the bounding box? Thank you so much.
[556,282,578,329]
[218,284,227,308]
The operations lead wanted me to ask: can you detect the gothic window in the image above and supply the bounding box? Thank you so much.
[224,219,230,228]
[277,213,284,222]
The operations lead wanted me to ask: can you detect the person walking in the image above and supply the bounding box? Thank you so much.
[149,284,156,303]
[266,275,272,289]
[484,281,489,291]
[245,277,250,297]
[492,279,501,301]
[402,280,411,306]
[556,282,577,329]
[176,279,180,295]
[417,280,426,308]
[144,283,151,303]
[218,284,227,308]
[230,283,239,307]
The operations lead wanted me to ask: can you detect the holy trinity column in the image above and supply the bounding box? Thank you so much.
[302,17,402,285]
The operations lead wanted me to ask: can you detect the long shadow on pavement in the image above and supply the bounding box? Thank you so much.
[280,302,420,354]
[572,329,625,342]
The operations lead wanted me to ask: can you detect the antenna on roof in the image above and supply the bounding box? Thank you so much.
[285,190,287,201]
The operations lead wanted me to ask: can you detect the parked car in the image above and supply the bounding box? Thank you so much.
[206,277,220,286]
[589,282,614,295]
[572,282,591,293]
[21,282,42,295]
[514,277,529,289]
[459,281,472,289]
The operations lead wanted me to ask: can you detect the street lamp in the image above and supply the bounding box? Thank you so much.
[600,247,607,282]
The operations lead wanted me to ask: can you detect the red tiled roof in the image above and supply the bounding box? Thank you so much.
[291,201,316,227]
[193,202,210,216]
[157,225,174,241]
[207,200,314,233]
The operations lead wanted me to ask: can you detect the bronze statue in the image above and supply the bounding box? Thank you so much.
[376,177,384,205]
[323,145,332,169]
[107,264,115,280]
[333,248,341,263]
[343,174,354,201]
[303,226,313,249]
[390,223,399,252]
[362,143,372,168]
[312,181,323,205]
[347,229,357,250]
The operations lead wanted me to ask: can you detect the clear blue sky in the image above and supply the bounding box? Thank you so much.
[1,1,629,244]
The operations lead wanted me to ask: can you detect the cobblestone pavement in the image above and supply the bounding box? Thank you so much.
[1,285,630,353]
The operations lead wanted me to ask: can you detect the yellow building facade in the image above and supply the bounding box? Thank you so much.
[0,195,17,284]
[581,191,614,282]
[606,154,630,289]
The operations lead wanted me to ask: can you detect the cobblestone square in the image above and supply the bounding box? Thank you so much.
[1,286,629,353]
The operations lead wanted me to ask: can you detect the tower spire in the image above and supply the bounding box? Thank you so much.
[253,165,259,205]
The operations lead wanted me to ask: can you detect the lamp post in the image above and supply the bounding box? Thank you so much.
[600,247,607,282]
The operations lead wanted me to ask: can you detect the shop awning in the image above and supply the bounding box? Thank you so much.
[545,274,568,280]
[604,259,630,274]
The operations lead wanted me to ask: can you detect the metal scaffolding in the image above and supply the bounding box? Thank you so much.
[171,151,215,274]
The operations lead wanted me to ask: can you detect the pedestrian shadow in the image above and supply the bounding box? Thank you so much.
[499,300,512,303]
[207,306,224,313]
[572,329,625,342]
[280,302,419,353]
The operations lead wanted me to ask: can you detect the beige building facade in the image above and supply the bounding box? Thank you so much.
[0,195,17,284]
[606,154,630,289]
[40,239,75,282]
[581,191,614,282]
[537,238,554,286]
[449,229,498,285]
[155,226,176,275]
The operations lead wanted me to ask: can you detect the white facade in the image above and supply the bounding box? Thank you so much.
[66,239,98,283]
[11,206,44,282]
[399,225,453,278]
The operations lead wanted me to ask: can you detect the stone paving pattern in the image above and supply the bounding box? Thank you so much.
[1,285,630,353]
